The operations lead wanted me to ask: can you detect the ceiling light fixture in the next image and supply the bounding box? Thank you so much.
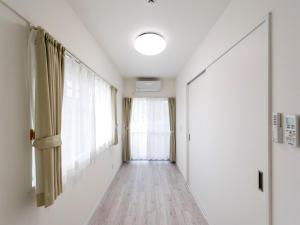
[134,33,166,56]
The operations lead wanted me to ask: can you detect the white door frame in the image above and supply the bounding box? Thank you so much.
[185,13,272,225]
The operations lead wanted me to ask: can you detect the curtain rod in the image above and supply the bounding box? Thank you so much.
[0,0,118,91]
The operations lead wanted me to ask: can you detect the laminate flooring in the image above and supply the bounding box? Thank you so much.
[89,161,208,225]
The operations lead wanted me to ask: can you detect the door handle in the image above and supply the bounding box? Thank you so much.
[258,171,264,192]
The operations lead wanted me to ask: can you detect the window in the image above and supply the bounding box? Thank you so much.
[29,33,116,187]
[130,98,170,160]
[61,55,113,180]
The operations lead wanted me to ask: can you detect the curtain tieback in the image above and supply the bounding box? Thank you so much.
[33,134,62,149]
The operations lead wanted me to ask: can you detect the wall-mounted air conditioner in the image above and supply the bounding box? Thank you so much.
[136,78,161,92]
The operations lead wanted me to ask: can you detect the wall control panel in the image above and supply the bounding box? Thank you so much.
[272,113,283,143]
[284,115,299,147]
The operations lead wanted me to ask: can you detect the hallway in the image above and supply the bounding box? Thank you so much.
[89,162,208,225]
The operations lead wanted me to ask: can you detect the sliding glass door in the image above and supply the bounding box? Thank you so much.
[130,98,170,160]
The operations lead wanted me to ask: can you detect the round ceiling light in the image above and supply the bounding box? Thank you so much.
[134,33,166,56]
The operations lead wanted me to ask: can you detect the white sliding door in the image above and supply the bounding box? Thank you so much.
[130,98,170,160]
[188,22,270,225]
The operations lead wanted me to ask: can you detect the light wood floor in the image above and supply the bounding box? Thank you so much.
[88,161,208,225]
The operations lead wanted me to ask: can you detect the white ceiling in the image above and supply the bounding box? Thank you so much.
[67,0,230,78]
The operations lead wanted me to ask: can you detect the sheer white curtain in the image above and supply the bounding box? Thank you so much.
[130,98,170,160]
[61,55,113,181]
[95,77,113,149]
[28,30,37,186]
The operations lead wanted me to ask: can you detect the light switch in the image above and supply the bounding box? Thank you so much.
[272,113,283,143]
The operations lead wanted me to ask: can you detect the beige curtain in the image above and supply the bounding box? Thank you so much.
[111,86,118,145]
[123,98,132,161]
[32,27,65,207]
[168,98,176,162]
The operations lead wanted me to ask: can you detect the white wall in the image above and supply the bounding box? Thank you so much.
[0,1,123,225]
[176,0,300,224]
[123,78,176,98]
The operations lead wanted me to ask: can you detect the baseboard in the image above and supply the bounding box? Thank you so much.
[187,183,210,225]
[176,161,186,182]
[84,162,123,225]
[175,163,210,225]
